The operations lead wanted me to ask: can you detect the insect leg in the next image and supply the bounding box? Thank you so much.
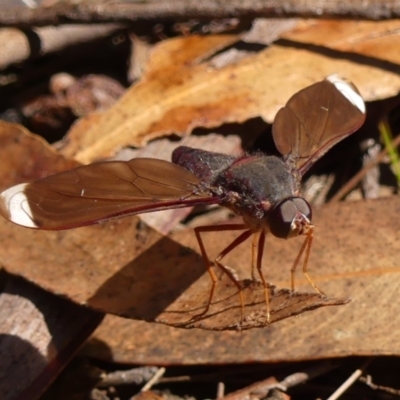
[214,229,253,320]
[253,232,272,323]
[290,228,325,295]
[251,233,260,281]
[302,231,325,295]
[194,224,248,318]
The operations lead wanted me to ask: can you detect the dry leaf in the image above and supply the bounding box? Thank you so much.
[62,34,240,161]
[131,391,166,400]
[0,121,79,186]
[0,122,349,330]
[218,376,290,400]
[2,13,400,374]
[84,190,400,359]
[60,20,400,163]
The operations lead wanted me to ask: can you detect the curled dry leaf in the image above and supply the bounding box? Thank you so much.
[0,122,350,330]
[157,281,349,330]
[62,74,125,116]
[21,74,125,135]
[60,20,400,163]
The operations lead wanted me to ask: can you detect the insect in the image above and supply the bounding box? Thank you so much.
[0,75,366,322]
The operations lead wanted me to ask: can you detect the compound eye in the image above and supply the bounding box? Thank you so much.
[269,198,297,239]
[268,197,312,239]
[292,197,312,220]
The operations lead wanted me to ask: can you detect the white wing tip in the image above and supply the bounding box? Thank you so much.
[0,183,38,228]
[326,74,366,114]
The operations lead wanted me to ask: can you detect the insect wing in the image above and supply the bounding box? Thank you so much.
[0,158,219,230]
[272,75,366,176]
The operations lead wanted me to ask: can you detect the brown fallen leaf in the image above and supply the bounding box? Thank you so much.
[131,391,166,400]
[60,20,400,163]
[0,121,79,185]
[156,281,349,330]
[282,19,400,68]
[83,190,400,360]
[62,34,239,161]
[218,376,290,400]
[0,122,349,330]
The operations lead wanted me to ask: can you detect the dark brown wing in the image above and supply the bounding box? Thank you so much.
[0,158,220,230]
[272,75,366,176]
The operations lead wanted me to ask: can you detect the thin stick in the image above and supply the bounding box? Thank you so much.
[379,117,400,183]
[98,366,158,387]
[220,360,338,400]
[141,367,166,392]
[217,382,225,399]
[329,133,400,203]
[326,358,373,400]
[2,0,400,27]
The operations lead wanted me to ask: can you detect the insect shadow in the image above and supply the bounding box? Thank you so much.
[86,234,223,321]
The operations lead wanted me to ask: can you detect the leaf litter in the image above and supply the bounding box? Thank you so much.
[2,14,400,400]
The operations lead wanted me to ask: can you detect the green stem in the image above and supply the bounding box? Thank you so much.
[378,116,400,185]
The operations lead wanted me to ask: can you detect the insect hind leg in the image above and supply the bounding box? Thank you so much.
[194,224,250,320]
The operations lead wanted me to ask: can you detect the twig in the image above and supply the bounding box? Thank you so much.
[0,24,124,70]
[97,366,159,388]
[328,133,400,203]
[360,374,400,395]
[252,360,338,396]
[218,361,337,400]
[326,358,373,400]
[217,382,225,399]
[1,0,400,27]
[141,367,166,392]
